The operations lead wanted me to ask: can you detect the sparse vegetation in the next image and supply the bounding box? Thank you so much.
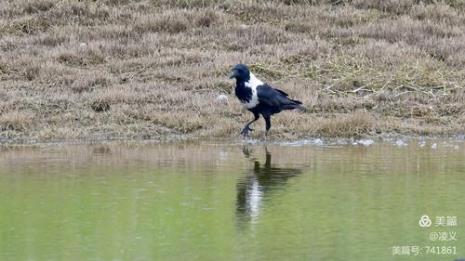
[1,0,465,143]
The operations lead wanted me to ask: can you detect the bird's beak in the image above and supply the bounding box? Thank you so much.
[229,69,238,79]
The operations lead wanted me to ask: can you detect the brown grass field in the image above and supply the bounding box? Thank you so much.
[1,0,465,143]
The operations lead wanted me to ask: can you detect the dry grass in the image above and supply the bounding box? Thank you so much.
[0,111,35,131]
[1,0,465,143]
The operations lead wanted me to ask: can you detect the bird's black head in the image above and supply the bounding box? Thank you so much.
[229,64,250,82]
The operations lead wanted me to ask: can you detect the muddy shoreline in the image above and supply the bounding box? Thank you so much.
[1,132,465,148]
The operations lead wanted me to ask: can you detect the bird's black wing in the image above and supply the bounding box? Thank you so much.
[257,84,292,107]
[257,84,303,112]
[275,89,289,97]
[256,84,281,107]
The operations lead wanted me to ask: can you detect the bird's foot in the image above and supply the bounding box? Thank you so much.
[240,126,253,137]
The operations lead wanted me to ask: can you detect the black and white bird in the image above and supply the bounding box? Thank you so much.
[229,64,304,138]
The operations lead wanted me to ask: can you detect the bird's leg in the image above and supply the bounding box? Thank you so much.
[241,113,259,137]
[264,115,271,142]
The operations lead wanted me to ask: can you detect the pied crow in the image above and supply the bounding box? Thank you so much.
[229,64,303,138]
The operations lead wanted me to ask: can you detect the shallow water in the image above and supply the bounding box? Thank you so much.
[0,142,464,260]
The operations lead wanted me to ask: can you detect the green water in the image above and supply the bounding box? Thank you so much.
[0,142,464,261]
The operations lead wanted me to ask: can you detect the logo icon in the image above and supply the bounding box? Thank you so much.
[419,214,432,228]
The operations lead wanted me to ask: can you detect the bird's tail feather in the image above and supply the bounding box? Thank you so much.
[281,98,305,111]
[283,105,307,112]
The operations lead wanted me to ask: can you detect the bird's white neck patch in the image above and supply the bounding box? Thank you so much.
[242,73,263,109]
[246,73,263,89]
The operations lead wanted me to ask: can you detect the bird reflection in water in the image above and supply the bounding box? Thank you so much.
[236,146,302,228]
